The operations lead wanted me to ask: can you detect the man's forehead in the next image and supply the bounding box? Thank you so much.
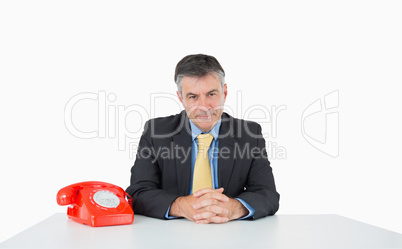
[182,73,219,82]
[181,74,221,91]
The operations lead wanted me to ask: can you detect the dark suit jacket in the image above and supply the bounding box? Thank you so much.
[126,111,279,219]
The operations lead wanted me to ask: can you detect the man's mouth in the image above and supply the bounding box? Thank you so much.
[196,114,213,119]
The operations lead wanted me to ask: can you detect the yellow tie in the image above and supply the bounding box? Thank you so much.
[192,133,214,193]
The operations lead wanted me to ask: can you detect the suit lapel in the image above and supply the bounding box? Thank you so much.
[173,112,192,196]
[218,113,235,191]
[172,112,236,194]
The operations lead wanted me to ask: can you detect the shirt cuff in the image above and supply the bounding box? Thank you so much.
[235,198,255,220]
[164,206,179,219]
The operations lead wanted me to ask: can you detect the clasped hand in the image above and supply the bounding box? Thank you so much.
[169,188,247,224]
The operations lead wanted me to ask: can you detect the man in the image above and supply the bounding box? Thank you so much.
[126,54,279,224]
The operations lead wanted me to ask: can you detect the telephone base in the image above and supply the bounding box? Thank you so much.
[67,213,134,227]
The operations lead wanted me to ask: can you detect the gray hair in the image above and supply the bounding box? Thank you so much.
[174,54,226,95]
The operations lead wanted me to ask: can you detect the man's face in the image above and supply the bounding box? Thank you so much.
[177,73,227,132]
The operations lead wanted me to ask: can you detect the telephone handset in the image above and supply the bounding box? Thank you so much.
[57,181,134,227]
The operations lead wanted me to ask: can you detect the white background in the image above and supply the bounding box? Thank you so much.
[1,0,401,243]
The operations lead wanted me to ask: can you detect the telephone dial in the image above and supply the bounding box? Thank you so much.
[57,181,134,227]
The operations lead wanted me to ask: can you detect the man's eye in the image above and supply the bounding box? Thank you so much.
[209,93,216,96]
[189,96,196,99]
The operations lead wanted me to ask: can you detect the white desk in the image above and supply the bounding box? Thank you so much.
[1,214,402,249]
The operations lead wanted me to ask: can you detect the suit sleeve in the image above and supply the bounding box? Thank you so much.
[126,121,180,219]
[236,124,280,219]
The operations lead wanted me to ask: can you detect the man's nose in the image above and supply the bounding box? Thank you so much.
[198,96,207,107]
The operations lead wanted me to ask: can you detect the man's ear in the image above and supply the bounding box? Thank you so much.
[176,91,184,104]
[223,84,228,100]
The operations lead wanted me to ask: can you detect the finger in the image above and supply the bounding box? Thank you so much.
[193,211,216,221]
[193,198,218,210]
[208,215,229,223]
[197,215,229,224]
[195,219,209,224]
[205,205,229,216]
[193,197,227,209]
[193,188,218,197]
[193,187,224,197]
[194,206,228,219]
[195,190,229,204]
[193,194,229,209]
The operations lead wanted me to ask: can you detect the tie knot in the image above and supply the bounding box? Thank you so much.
[197,133,213,148]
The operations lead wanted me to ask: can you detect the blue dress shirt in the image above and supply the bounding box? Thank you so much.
[165,119,255,219]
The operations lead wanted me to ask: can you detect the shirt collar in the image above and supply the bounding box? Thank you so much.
[189,118,221,141]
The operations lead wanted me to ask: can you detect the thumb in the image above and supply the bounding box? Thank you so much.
[216,187,224,193]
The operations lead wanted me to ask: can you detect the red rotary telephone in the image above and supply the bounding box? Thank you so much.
[57,181,134,227]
